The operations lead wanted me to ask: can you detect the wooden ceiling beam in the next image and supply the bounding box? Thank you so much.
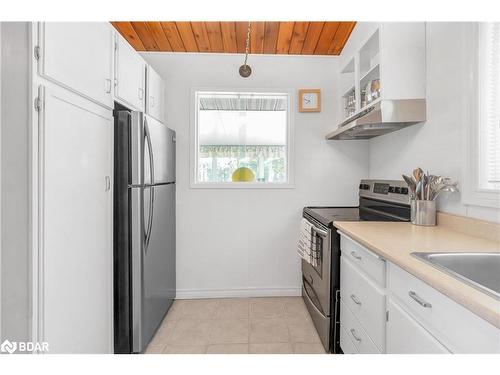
[220,22,238,53]
[301,22,325,55]
[275,22,295,54]
[205,22,225,53]
[111,22,146,51]
[289,22,310,55]
[250,22,265,54]
[131,22,159,51]
[161,22,186,52]
[111,21,356,55]
[314,21,340,55]
[263,22,280,54]
[175,22,198,52]
[146,22,172,51]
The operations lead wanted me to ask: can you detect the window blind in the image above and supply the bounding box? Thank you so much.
[480,22,500,190]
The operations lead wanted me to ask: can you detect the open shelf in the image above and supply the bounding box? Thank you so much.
[341,57,355,74]
[359,29,380,74]
[360,63,380,87]
[342,85,355,98]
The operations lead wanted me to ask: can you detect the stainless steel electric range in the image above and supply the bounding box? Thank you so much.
[301,179,411,353]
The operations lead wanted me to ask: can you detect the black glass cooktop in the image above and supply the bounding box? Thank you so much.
[303,206,361,227]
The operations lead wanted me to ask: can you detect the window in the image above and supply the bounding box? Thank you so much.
[479,22,500,191]
[465,22,500,207]
[192,91,292,187]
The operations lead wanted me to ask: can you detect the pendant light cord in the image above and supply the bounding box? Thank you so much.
[244,21,251,65]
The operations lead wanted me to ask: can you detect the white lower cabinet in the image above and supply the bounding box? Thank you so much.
[40,85,113,353]
[386,297,450,354]
[340,301,380,354]
[340,256,386,351]
[340,234,500,354]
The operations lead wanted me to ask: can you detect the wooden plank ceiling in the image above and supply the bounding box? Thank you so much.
[111,22,356,55]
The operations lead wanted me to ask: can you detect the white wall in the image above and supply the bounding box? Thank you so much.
[340,22,500,223]
[142,52,369,298]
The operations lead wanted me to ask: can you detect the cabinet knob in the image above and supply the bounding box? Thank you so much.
[138,88,144,100]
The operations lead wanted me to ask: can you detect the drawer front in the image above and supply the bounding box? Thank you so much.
[340,233,385,285]
[340,301,380,354]
[340,256,386,351]
[340,325,358,354]
[387,297,450,354]
[388,262,500,353]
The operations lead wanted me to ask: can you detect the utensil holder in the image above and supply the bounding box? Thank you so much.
[411,200,436,226]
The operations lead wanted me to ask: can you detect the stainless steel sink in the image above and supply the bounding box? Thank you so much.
[411,252,500,300]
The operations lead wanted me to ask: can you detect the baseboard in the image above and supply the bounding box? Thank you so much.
[175,287,302,300]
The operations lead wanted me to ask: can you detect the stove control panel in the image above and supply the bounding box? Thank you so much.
[359,179,410,205]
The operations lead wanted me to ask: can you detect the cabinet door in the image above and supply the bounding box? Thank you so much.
[386,298,450,354]
[40,85,113,353]
[38,22,113,108]
[115,34,146,111]
[146,65,164,122]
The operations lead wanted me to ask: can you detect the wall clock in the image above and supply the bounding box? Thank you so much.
[298,89,321,112]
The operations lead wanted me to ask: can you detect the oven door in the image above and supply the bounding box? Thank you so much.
[301,218,331,316]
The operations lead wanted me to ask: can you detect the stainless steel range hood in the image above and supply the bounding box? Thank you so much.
[326,99,426,140]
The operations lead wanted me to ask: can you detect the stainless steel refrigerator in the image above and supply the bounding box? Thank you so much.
[114,109,176,353]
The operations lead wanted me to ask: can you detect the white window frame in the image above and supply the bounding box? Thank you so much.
[464,23,500,208]
[190,88,295,189]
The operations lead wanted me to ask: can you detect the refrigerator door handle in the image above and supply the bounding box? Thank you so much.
[144,117,155,185]
[144,187,155,254]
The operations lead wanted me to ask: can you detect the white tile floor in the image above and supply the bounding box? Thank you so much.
[145,297,327,354]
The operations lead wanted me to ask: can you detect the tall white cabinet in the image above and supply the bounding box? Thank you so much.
[1,21,166,353]
[39,86,113,353]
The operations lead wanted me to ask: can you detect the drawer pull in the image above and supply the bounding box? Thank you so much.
[350,328,362,342]
[409,291,432,308]
[350,294,362,306]
[351,251,362,260]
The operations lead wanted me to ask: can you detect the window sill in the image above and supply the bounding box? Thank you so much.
[190,182,295,189]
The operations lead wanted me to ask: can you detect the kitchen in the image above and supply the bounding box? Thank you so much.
[0,1,499,372]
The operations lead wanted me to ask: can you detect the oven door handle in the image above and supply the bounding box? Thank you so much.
[312,226,329,238]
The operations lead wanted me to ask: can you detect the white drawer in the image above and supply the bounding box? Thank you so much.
[388,262,500,353]
[340,256,386,351]
[340,301,380,354]
[386,297,450,354]
[340,233,386,286]
[340,325,358,354]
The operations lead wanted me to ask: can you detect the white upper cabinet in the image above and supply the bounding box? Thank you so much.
[37,22,114,108]
[114,33,146,111]
[339,22,426,121]
[146,65,165,122]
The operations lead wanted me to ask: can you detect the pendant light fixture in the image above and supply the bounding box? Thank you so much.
[239,22,252,78]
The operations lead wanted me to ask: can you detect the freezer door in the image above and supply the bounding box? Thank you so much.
[131,184,175,353]
[142,183,176,349]
[145,115,176,184]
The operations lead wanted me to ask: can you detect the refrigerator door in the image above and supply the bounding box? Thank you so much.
[145,114,176,184]
[131,184,175,353]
